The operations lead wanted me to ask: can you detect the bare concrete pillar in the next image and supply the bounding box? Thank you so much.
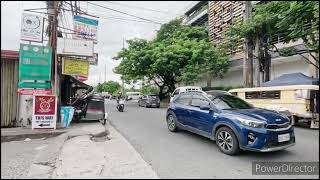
[308,53,319,78]
[17,95,33,127]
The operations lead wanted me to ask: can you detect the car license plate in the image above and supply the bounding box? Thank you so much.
[152,104,156,106]
[278,133,290,142]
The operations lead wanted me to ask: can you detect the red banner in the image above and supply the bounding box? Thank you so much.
[18,89,52,95]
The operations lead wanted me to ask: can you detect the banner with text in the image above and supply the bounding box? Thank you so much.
[73,15,98,42]
[32,95,57,129]
[62,58,89,77]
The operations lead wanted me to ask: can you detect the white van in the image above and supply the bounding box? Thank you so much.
[170,86,205,102]
[126,92,142,101]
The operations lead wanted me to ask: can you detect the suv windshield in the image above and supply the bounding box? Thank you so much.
[211,95,253,110]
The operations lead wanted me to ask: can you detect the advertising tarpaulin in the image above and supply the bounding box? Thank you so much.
[73,15,98,42]
[32,95,57,129]
[62,58,89,77]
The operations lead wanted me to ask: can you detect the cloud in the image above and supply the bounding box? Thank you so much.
[1,1,190,87]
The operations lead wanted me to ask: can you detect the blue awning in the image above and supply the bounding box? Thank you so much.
[261,73,319,87]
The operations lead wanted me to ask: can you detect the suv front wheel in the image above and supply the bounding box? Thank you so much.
[166,112,178,132]
[215,127,240,155]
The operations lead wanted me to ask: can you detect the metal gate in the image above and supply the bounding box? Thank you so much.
[1,52,19,127]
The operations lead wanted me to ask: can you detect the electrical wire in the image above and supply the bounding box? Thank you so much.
[103,1,180,15]
[62,1,161,25]
[86,1,162,25]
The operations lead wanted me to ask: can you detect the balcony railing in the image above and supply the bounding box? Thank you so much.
[185,4,208,24]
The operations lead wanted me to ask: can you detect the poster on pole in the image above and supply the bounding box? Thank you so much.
[21,13,44,42]
[73,15,98,42]
[32,95,57,129]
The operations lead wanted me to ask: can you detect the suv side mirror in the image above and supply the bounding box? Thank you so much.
[200,104,211,111]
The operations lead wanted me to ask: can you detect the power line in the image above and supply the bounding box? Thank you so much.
[61,5,160,25]
[86,1,162,25]
[103,1,180,15]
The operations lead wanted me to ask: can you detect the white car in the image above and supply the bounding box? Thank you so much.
[170,86,206,102]
[126,92,142,101]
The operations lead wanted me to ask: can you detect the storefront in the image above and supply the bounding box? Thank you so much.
[1,50,19,127]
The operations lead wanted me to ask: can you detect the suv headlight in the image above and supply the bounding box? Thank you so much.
[237,117,265,128]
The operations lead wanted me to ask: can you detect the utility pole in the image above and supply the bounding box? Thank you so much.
[122,38,125,95]
[47,1,61,123]
[243,1,253,87]
[105,63,107,82]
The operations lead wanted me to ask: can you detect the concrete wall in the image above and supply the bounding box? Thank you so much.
[194,54,313,88]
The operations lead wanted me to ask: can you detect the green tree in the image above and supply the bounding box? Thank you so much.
[114,19,229,99]
[140,84,159,95]
[224,1,319,78]
[96,81,121,94]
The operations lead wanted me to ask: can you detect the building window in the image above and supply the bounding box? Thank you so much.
[245,91,280,99]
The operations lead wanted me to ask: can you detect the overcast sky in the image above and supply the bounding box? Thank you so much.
[1,1,198,86]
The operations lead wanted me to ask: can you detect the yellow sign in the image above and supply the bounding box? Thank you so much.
[62,58,89,76]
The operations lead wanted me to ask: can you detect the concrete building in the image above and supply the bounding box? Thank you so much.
[192,1,318,88]
[182,1,209,29]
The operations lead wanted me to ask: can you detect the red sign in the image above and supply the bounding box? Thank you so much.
[18,89,52,95]
[34,95,56,115]
[76,75,88,82]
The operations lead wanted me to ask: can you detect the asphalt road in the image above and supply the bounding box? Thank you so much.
[106,100,319,179]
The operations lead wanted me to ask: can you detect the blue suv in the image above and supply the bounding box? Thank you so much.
[166,92,295,155]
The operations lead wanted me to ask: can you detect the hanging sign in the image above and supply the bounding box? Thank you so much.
[32,95,57,129]
[57,38,94,57]
[21,13,44,42]
[73,15,98,42]
[62,58,89,76]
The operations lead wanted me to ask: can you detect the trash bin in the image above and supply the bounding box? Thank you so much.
[60,106,75,128]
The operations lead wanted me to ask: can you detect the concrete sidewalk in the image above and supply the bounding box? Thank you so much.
[23,121,159,179]
[51,122,159,179]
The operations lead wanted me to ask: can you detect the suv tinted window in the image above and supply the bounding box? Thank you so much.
[174,94,191,105]
[191,94,210,107]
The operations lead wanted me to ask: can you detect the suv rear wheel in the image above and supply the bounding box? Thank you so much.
[215,127,240,155]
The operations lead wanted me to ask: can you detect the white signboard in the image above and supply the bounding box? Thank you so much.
[21,13,44,42]
[57,38,94,57]
[32,95,57,129]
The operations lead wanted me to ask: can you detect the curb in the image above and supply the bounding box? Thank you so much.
[1,131,66,143]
